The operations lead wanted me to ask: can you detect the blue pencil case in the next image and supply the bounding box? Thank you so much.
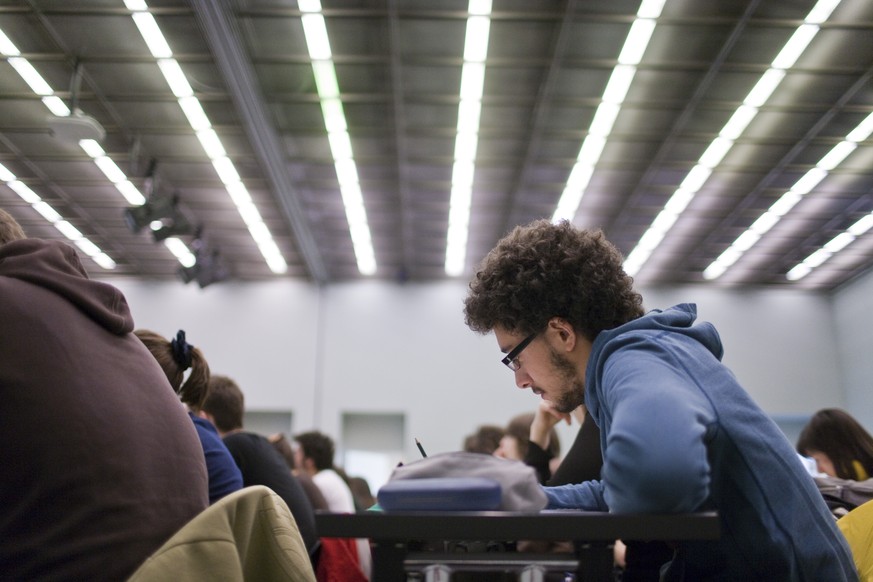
[377,477,502,511]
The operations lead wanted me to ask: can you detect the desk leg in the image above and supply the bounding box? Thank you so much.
[575,541,614,581]
[370,539,407,581]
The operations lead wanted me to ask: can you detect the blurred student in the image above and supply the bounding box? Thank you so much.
[135,328,242,504]
[0,209,207,580]
[269,432,330,511]
[463,424,505,454]
[346,476,376,511]
[200,375,319,558]
[295,431,357,513]
[525,401,602,486]
[494,411,560,485]
[798,408,873,481]
[295,430,372,578]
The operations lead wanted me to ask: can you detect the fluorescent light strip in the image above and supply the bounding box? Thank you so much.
[2,17,203,273]
[1,33,69,119]
[785,210,873,281]
[702,107,873,281]
[445,0,492,277]
[0,30,118,269]
[625,0,842,279]
[79,139,146,205]
[0,162,116,269]
[299,0,376,275]
[77,137,197,266]
[125,1,287,274]
[163,236,196,267]
[552,0,666,226]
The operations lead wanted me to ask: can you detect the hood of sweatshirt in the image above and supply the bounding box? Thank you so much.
[584,303,723,420]
[0,238,133,335]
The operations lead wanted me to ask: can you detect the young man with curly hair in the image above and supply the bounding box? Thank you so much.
[464,219,856,581]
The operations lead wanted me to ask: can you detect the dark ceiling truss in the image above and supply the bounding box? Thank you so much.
[191,0,328,283]
[499,0,578,240]
[387,0,415,280]
[1,0,873,289]
[685,62,873,285]
[604,0,762,252]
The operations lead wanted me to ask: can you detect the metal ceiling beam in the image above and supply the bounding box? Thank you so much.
[190,0,328,284]
[694,64,873,283]
[499,0,577,237]
[606,0,762,251]
[387,0,414,280]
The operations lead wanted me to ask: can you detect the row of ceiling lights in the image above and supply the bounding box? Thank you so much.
[0,2,288,277]
[299,0,376,276]
[0,26,120,270]
[1,0,868,284]
[619,0,870,284]
[125,0,288,275]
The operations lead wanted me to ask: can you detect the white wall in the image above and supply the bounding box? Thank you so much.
[109,279,321,420]
[833,268,873,430]
[641,285,840,415]
[318,280,533,457]
[106,277,850,467]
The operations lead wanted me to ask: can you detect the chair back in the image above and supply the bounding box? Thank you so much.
[128,485,316,582]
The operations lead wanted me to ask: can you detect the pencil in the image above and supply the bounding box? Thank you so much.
[415,437,428,458]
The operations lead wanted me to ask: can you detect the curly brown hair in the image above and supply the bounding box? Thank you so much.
[464,219,644,340]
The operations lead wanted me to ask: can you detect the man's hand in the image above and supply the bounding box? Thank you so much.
[529,400,572,449]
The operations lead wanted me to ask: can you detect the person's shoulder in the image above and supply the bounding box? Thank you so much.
[223,431,263,450]
[312,468,339,485]
[317,469,353,491]
[191,417,232,452]
[190,414,219,434]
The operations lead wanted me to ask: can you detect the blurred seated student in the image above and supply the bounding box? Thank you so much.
[331,464,376,510]
[798,408,873,480]
[0,209,207,581]
[526,401,602,486]
[346,475,376,511]
[270,432,369,582]
[294,431,357,513]
[462,424,505,454]
[269,432,330,511]
[199,375,319,559]
[295,430,372,579]
[494,411,560,485]
[135,328,243,504]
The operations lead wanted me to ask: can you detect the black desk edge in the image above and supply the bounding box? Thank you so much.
[314,510,720,542]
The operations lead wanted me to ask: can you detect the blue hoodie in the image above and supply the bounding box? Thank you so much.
[544,304,857,581]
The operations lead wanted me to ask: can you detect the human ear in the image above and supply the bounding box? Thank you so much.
[547,317,576,351]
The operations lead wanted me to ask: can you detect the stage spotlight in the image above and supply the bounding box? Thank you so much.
[151,213,195,241]
[178,245,229,289]
[124,193,179,234]
[125,192,196,241]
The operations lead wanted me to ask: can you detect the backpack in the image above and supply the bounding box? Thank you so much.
[814,476,873,517]
[381,451,548,512]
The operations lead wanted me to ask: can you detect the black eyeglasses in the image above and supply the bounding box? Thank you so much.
[501,332,537,371]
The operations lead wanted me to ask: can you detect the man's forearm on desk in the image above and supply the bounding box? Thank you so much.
[543,480,608,510]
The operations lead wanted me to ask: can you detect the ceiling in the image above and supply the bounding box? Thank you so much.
[2,0,873,290]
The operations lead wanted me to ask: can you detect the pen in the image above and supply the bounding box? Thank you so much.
[415,437,428,458]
